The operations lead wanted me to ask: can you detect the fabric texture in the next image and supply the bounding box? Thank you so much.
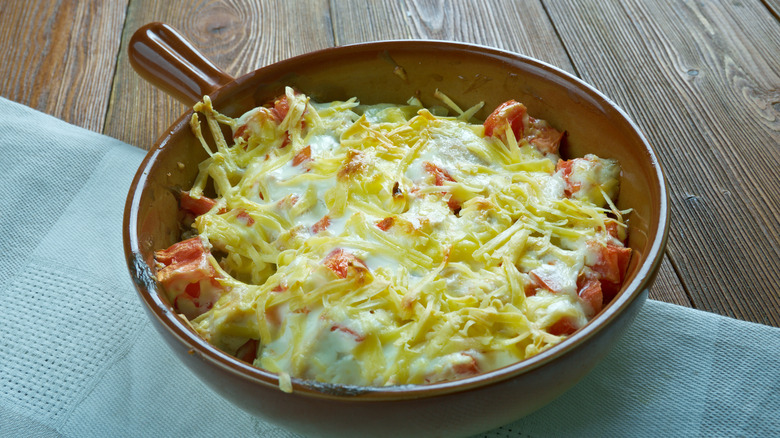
[0,97,777,437]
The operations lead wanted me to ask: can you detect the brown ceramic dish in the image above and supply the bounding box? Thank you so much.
[124,22,668,438]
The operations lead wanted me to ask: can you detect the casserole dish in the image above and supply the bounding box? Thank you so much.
[124,22,668,438]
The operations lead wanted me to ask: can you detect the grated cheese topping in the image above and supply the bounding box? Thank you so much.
[155,87,631,388]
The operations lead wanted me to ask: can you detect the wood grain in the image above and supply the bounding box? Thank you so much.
[648,257,690,307]
[103,0,335,149]
[330,0,575,73]
[0,0,128,132]
[544,0,780,326]
[761,0,780,18]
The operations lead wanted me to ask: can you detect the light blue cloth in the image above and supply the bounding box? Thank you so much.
[0,97,777,437]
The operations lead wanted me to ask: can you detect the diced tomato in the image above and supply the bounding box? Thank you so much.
[589,242,632,285]
[556,159,574,175]
[423,162,455,186]
[578,277,603,316]
[235,339,259,363]
[236,209,255,226]
[452,353,480,377]
[599,283,617,304]
[180,191,217,216]
[280,132,291,148]
[601,221,628,243]
[271,95,290,123]
[276,194,300,209]
[556,159,581,197]
[330,323,365,342]
[183,281,201,299]
[271,281,288,293]
[529,270,562,294]
[547,316,578,336]
[155,237,223,319]
[588,242,632,302]
[323,248,368,279]
[292,145,312,167]
[233,107,276,142]
[604,221,620,240]
[423,353,480,384]
[524,273,544,296]
[376,217,394,231]
[423,162,462,214]
[338,150,365,179]
[524,282,539,297]
[233,124,249,141]
[484,100,527,141]
[447,198,462,215]
[596,221,628,245]
[172,278,220,315]
[269,92,307,144]
[530,125,565,154]
[325,250,351,278]
[312,215,331,234]
[156,237,208,270]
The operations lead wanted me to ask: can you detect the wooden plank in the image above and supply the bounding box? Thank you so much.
[648,257,690,307]
[331,0,575,73]
[544,0,780,326]
[761,0,780,18]
[0,0,128,132]
[103,0,334,149]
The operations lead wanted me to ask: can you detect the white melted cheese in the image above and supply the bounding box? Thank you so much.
[176,88,629,388]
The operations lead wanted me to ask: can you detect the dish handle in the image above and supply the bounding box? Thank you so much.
[129,22,234,106]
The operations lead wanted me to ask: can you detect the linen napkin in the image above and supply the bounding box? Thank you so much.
[0,96,777,438]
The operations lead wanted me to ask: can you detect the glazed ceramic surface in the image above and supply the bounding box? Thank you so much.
[124,22,668,438]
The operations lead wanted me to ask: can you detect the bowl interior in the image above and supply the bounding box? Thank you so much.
[126,40,665,396]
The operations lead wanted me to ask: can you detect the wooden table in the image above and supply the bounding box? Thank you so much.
[2,0,778,328]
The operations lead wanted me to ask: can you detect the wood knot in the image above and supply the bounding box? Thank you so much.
[684,193,702,205]
[209,24,227,34]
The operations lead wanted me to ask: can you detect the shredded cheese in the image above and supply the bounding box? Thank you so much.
[158,87,630,387]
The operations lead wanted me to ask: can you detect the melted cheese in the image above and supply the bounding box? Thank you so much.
[172,88,629,387]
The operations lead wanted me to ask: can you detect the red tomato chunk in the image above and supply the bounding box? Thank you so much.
[155,237,223,319]
[484,100,527,140]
